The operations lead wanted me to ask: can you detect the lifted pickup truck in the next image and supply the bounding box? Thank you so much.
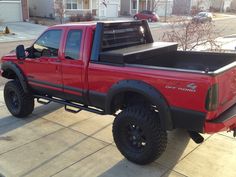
[1,21,236,165]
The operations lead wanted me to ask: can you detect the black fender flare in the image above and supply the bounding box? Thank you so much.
[1,61,29,93]
[105,80,173,130]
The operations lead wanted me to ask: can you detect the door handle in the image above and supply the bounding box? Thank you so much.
[55,59,61,63]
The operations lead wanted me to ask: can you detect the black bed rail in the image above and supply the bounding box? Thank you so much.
[91,20,153,62]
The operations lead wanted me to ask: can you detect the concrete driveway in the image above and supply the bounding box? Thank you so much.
[0,22,47,43]
[0,85,236,177]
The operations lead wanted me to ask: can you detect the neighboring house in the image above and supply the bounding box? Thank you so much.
[173,0,233,15]
[211,0,232,12]
[173,0,211,15]
[0,0,29,22]
[29,0,121,19]
[155,0,173,16]
[231,0,236,11]
[120,0,173,16]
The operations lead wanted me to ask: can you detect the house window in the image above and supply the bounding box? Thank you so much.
[66,0,78,9]
[132,1,137,9]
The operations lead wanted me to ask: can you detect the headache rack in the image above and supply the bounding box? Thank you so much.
[91,20,154,62]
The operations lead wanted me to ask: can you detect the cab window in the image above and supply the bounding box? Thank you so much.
[65,30,83,60]
[33,30,62,58]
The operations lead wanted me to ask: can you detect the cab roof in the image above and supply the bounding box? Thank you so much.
[48,20,142,29]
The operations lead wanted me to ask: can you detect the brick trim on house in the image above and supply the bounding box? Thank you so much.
[21,0,29,21]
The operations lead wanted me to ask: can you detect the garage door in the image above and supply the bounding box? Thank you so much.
[106,4,118,17]
[0,1,22,22]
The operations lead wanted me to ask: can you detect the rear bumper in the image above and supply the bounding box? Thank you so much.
[205,103,236,133]
[171,107,205,133]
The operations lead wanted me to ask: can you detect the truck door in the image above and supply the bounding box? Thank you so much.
[23,29,64,96]
[61,27,85,103]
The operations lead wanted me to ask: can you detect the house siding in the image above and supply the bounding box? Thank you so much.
[155,0,173,16]
[190,0,211,10]
[211,0,232,12]
[172,0,191,14]
[120,0,130,15]
[29,0,55,18]
[173,0,212,15]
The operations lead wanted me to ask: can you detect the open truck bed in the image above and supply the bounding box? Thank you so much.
[99,42,236,75]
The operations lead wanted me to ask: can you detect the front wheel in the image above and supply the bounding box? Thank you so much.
[4,80,34,118]
[134,16,138,20]
[148,18,152,22]
[112,106,167,165]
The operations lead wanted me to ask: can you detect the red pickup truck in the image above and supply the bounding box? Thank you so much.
[1,21,236,165]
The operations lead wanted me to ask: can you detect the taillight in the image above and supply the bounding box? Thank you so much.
[205,84,219,111]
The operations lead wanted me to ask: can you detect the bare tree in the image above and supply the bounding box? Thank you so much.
[55,0,65,24]
[162,19,221,51]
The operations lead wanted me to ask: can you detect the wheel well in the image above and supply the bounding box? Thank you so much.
[1,62,29,93]
[106,80,173,130]
[2,69,18,79]
[110,91,152,113]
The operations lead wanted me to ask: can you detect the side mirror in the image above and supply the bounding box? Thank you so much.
[16,45,26,60]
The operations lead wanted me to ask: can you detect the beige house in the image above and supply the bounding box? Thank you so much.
[120,0,173,16]
[172,0,234,14]
[211,0,233,12]
[29,0,120,19]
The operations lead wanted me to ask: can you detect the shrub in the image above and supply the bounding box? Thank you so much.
[69,14,83,22]
[69,13,94,22]
[4,26,10,34]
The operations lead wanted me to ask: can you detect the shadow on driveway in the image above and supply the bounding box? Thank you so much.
[98,129,191,177]
[0,102,62,136]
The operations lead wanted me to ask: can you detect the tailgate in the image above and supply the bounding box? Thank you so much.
[215,66,236,118]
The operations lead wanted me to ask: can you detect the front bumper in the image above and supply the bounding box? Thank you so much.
[205,103,236,133]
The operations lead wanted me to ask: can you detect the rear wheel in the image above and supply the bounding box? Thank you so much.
[4,80,34,118]
[113,106,167,165]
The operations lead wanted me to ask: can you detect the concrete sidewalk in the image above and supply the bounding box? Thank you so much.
[0,85,236,177]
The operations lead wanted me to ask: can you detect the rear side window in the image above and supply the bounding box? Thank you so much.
[34,30,62,57]
[65,30,83,60]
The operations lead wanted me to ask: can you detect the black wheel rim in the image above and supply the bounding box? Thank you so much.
[126,123,147,151]
[9,91,19,110]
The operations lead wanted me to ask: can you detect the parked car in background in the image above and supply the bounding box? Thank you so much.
[134,11,159,22]
[192,12,213,23]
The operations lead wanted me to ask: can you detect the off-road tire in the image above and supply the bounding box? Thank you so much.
[4,80,34,118]
[113,106,167,165]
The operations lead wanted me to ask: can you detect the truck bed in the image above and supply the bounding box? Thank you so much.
[99,42,236,74]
